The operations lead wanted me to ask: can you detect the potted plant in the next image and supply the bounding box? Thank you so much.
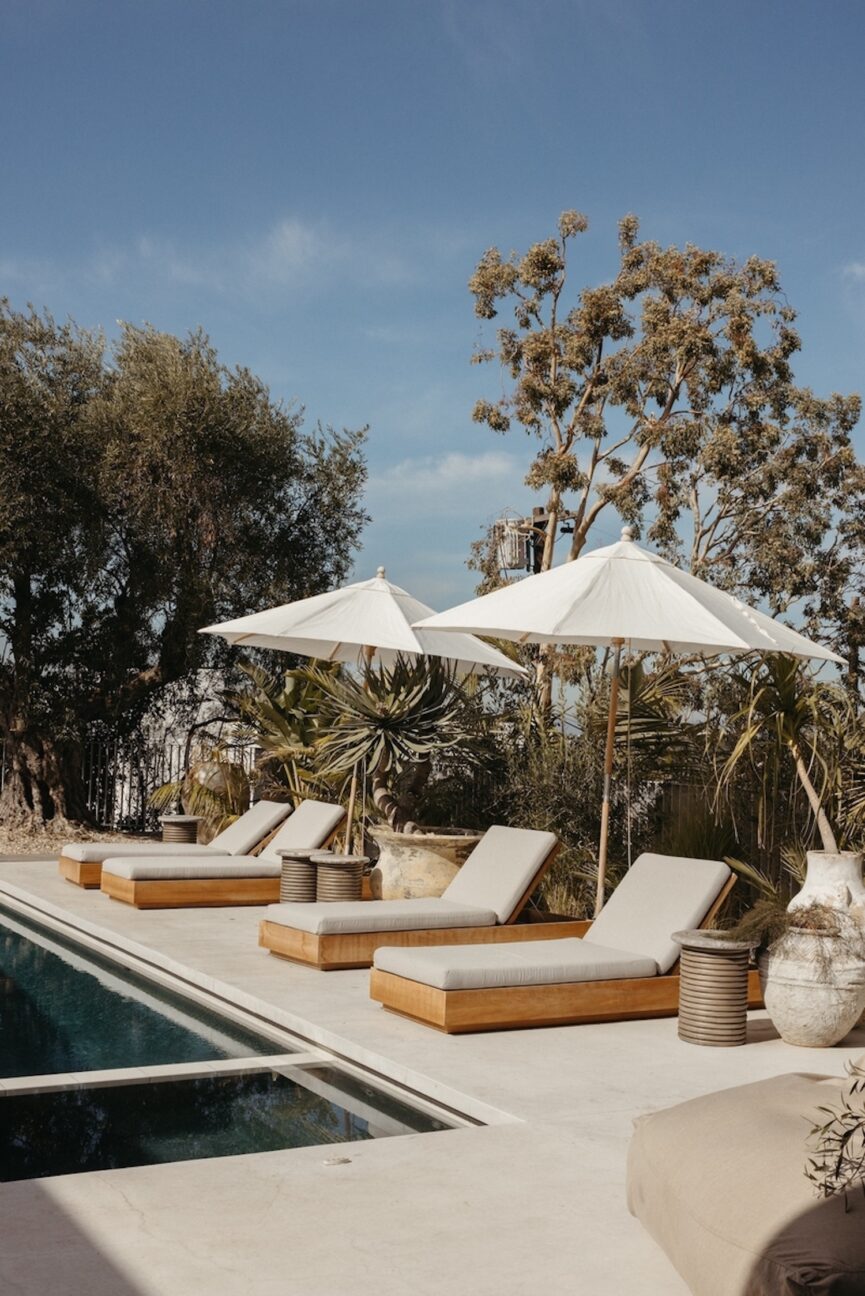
[750,903,865,1047]
[716,655,865,921]
[306,656,485,899]
[715,656,865,1042]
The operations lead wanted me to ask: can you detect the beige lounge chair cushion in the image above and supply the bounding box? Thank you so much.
[62,799,293,864]
[627,1070,865,1295]
[102,857,282,881]
[586,852,731,974]
[259,800,345,863]
[62,842,229,864]
[208,799,292,854]
[441,825,557,923]
[264,897,497,935]
[373,937,658,990]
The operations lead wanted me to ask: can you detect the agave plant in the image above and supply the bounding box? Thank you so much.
[305,655,479,832]
[225,661,342,806]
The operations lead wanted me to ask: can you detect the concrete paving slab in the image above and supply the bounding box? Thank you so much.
[1,859,863,1295]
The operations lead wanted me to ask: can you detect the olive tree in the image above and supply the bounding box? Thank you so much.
[0,307,368,826]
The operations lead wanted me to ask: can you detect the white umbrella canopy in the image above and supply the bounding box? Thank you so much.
[414,527,843,914]
[200,567,525,678]
[415,531,843,662]
[201,568,524,850]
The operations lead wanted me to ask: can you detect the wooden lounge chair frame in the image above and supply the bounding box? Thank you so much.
[259,841,565,970]
[59,857,106,889]
[368,876,761,1032]
[100,818,344,910]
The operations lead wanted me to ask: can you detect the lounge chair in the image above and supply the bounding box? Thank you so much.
[369,853,744,1032]
[627,1064,865,1295]
[99,799,346,908]
[58,799,293,889]
[259,825,569,970]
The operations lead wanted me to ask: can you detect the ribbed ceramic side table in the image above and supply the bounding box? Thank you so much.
[278,849,332,903]
[314,853,368,902]
[673,930,755,1047]
[159,814,202,844]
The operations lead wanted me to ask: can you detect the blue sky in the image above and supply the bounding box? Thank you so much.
[2,0,864,608]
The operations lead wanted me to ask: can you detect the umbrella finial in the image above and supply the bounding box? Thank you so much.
[376,565,387,580]
[620,525,635,542]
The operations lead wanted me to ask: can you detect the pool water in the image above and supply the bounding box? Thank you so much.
[0,904,457,1180]
[0,1066,452,1181]
[0,906,284,1075]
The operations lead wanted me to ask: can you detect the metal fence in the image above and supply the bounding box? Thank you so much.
[0,738,257,833]
[1,733,762,858]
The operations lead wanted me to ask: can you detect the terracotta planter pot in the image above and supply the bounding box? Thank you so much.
[369,826,482,900]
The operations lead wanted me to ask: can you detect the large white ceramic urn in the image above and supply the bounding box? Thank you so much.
[787,850,865,925]
[761,849,865,1047]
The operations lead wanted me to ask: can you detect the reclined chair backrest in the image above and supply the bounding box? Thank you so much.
[260,800,346,863]
[585,853,731,974]
[442,825,558,924]
[208,800,292,855]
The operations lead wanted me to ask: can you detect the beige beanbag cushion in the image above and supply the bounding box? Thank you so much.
[627,1069,865,1295]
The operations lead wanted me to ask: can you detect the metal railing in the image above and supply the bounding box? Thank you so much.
[1,738,257,832]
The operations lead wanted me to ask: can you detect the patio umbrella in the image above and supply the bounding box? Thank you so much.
[201,568,525,845]
[200,567,525,677]
[414,527,843,914]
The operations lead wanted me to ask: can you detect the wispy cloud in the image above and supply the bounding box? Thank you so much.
[0,214,426,308]
[366,449,526,523]
[844,261,865,281]
[360,449,529,604]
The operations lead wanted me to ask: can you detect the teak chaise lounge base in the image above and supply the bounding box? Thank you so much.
[369,962,762,1033]
[101,873,282,909]
[369,858,750,1032]
[59,857,104,889]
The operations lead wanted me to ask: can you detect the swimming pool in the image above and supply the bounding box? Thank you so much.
[0,1064,451,1181]
[0,904,285,1075]
[0,900,459,1181]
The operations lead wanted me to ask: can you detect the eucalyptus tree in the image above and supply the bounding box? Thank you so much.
[0,309,368,826]
[470,213,863,707]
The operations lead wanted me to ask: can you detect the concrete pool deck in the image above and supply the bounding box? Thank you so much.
[1,859,863,1296]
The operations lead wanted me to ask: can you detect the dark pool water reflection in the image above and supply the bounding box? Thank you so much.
[0,1066,451,1181]
[0,906,282,1076]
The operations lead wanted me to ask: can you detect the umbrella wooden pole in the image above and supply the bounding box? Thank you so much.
[343,765,359,853]
[343,644,376,851]
[595,638,623,917]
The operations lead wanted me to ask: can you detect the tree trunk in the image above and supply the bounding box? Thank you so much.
[370,756,433,834]
[0,731,89,829]
[790,741,838,854]
[371,758,404,832]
